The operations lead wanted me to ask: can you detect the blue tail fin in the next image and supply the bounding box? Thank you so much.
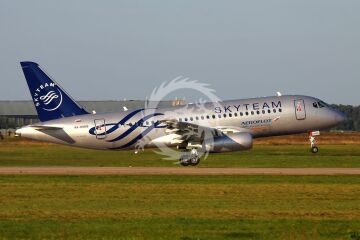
[20,61,88,122]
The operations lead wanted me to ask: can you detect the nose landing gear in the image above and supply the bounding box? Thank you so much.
[309,131,320,153]
[179,148,200,166]
[311,145,319,153]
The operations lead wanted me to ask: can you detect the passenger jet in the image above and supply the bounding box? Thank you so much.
[16,62,346,166]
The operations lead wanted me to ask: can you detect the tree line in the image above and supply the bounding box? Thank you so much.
[332,105,360,131]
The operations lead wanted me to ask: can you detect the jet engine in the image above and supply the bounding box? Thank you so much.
[203,132,253,153]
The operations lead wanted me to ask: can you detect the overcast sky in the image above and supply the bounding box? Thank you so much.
[0,0,359,105]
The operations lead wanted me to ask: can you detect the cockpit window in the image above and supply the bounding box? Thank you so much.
[318,101,328,108]
[313,101,329,109]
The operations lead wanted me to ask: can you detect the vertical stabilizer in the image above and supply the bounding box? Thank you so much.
[20,61,88,121]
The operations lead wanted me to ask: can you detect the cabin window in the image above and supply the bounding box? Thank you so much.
[184,118,188,122]
[273,109,277,113]
[190,117,193,121]
[240,112,243,116]
[201,116,204,120]
[256,110,260,115]
[195,116,199,120]
[262,110,265,114]
[223,114,227,118]
[268,109,271,113]
[179,118,182,122]
[212,115,216,119]
[218,114,221,118]
[234,112,238,117]
[206,115,210,119]
[229,113,232,117]
[279,109,282,112]
[245,112,249,116]
[251,111,254,115]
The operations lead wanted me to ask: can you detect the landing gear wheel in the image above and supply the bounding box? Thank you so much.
[189,148,200,166]
[311,146,319,154]
[179,148,200,166]
[309,131,320,154]
[179,153,190,166]
[180,159,190,166]
[189,156,200,166]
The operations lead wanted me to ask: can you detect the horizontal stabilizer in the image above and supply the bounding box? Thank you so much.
[31,125,63,130]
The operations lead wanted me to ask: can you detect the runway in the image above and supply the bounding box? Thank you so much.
[0,167,359,175]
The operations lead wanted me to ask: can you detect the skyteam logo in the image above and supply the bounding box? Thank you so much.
[33,82,63,111]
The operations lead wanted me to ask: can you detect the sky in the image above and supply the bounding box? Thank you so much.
[0,0,359,105]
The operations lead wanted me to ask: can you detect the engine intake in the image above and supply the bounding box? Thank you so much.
[204,132,253,153]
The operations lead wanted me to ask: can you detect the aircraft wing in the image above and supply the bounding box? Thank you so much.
[160,119,219,143]
[159,119,249,145]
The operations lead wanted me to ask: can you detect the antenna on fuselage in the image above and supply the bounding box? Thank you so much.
[276,92,282,97]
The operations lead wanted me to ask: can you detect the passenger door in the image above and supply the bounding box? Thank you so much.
[94,119,106,139]
[294,99,306,120]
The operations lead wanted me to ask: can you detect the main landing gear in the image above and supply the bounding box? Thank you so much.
[309,131,320,153]
[179,148,200,166]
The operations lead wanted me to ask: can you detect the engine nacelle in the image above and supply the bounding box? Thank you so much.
[203,132,253,153]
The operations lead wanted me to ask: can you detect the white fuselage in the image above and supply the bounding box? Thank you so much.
[17,95,345,151]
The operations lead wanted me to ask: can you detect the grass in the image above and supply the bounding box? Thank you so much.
[0,135,359,239]
[0,141,360,167]
[0,175,359,239]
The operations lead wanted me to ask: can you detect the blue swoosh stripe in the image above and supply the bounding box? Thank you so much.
[119,109,144,124]
[107,113,163,142]
[109,122,160,150]
[89,108,144,135]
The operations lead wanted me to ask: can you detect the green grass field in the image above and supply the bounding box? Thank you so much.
[0,175,359,239]
[0,138,359,239]
[0,141,359,167]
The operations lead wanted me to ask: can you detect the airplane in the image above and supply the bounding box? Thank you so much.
[15,61,346,166]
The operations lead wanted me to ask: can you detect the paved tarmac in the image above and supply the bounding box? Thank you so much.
[0,167,359,175]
